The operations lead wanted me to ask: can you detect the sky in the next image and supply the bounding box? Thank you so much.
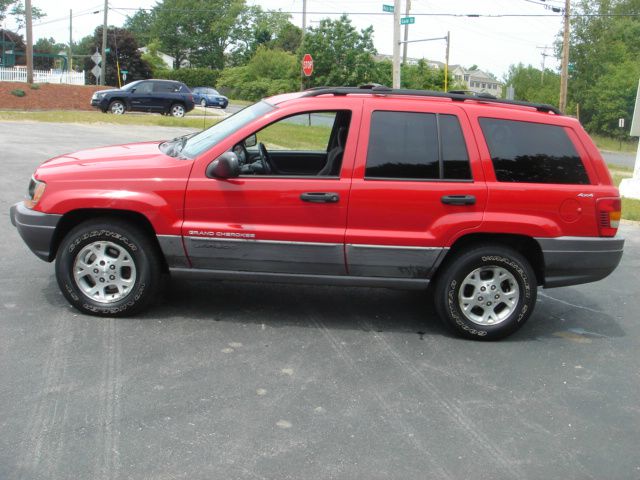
[7,0,566,80]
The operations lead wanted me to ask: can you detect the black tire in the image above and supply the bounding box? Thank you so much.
[55,219,162,317]
[433,245,537,340]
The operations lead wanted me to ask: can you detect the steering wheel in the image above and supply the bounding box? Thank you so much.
[258,142,275,174]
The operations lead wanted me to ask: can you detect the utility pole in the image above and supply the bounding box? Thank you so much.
[25,0,33,83]
[68,9,72,71]
[300,0,307,91]
[444,31,450,92]
[559,0,570,112]
[302,0,307,35]
[392,0,401,88]
[100,0,108,86]
[402,0,411,65]
[537,45,552,85]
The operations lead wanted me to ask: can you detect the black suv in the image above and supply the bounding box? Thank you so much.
[91,79,195,117]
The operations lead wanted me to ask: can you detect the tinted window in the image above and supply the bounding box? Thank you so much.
[365,111,471,180]
[365,111,439,179]
[441,114,471,179]
[153,81,179,93]
[134,81,153,94]
[479,118,589,184]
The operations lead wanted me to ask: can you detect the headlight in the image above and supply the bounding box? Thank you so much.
[25,176,46,208]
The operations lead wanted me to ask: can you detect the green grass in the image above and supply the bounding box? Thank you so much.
[0,109,332,150]
[609,168,640,221]
[259,123,332,150]
[0,110,222,128]
[592,134,638,153]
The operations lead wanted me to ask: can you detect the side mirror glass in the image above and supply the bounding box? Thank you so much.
[206,152,240,179]
[244,134,257,148]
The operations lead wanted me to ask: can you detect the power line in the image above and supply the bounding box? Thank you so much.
[108,7,640,18]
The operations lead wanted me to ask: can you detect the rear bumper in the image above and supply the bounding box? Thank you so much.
[9,203,62,262]
[535,236,625,288]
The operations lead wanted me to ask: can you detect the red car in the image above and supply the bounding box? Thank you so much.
[10,86,624,340]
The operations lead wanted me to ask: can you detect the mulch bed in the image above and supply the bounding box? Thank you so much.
[0,82,111,111]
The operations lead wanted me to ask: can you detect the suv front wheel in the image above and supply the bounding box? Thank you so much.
[109,100,125,115]
[434,245,537,340]
[55,219,162,316]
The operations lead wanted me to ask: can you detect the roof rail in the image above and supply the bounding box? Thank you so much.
[302,85,562,115]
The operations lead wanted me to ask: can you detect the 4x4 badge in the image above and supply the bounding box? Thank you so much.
[577,193,594,197]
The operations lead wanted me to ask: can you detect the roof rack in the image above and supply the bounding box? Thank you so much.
[302,85,562,115]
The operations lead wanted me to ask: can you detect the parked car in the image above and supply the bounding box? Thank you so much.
[90,79,195,117]
[11,86,624,340]
[191,87,229,109]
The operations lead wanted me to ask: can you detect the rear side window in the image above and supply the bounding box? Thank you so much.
[153,82,180,93]
[365,111,471,180]
[479,118,589,184]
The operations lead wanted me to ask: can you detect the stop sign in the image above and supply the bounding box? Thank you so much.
[302,53,314,77]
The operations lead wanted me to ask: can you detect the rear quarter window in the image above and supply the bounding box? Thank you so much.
[479,118,589,184]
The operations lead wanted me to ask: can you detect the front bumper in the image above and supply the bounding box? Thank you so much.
[10,203,62,262]
[536,236,625,288]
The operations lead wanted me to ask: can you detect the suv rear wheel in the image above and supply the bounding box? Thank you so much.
[434,245,537,340]
[170,103,185,117]
[55,219,162,316]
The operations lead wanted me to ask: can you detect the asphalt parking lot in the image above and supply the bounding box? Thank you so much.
[1,121,639,480]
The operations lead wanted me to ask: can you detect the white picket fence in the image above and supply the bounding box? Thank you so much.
[0,67,85,85]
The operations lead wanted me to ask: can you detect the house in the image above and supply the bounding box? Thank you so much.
[450,65,503,98]
[374,54,444,70]
[138,47,181,70]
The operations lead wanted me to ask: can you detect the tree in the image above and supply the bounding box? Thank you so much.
[228,6,296,65]
[4,1,44,29]
[300,15,377,87]
[503,63,560,106]
[81,26,152,86]
[124,9,157,46]
[140,40,168,75]
[218,46,297,99]
[151,0,246,69]
[568,0,640,135]
[33,37,66,70]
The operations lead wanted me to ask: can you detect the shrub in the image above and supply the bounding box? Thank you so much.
[29,83,41,90]
[10,89,26,97]
[155,68,220,88]
[217,47,298,101]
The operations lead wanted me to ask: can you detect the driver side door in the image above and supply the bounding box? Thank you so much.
[182,100,362,276]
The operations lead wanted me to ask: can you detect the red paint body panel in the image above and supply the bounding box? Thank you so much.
[34,142,193,235]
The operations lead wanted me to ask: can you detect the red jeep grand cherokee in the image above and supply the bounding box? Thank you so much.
[10,86,624,340]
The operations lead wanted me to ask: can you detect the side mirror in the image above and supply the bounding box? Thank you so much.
[206,152,240,179]
[130,88,136,93]
[244,134,257,148]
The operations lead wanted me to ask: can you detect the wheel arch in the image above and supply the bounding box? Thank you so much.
[435,233,545,286]
[50,209,169,272]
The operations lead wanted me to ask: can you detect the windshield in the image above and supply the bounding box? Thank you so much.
[181,101,275,157]
[121,80,142,91]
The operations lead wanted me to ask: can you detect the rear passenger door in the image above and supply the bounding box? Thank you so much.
[151,81,177,111]
[345,100,487,279]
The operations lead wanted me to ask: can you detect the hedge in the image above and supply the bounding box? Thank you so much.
[154,68,220,88]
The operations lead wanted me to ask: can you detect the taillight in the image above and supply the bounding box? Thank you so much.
[596,197,621,237]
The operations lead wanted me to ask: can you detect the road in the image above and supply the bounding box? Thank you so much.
[1,121,639,480]
[602,150,637,169]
